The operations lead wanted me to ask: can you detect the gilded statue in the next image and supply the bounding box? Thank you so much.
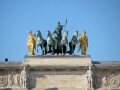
[27,31,36,55]
[79,31,88,55]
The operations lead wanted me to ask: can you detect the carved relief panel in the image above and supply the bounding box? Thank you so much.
[0,69,21,88]
[94,69,120,89]
[30,72,88,89]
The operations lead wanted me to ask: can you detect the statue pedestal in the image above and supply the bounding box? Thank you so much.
[24,55,93,90]
[24,55,92,67]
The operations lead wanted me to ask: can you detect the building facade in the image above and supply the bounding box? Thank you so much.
[0,55,120,90]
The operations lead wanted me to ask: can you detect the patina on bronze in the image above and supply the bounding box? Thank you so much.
[27,21,88,55]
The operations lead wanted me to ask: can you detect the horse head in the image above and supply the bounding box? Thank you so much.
[47,30,52,37]
[37,30,42,38]
[63,31,68,38]
[74,30,78,37]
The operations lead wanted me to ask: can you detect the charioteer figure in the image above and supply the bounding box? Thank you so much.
[52,19,67,50]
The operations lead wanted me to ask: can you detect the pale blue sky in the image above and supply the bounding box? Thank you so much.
[0,0,120,61]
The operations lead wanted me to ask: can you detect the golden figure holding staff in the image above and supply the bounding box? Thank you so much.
[79,31,88,55]
[27,31,36,55]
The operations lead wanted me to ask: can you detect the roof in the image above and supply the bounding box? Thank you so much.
[0,62,23,69]
[93,61,120,69]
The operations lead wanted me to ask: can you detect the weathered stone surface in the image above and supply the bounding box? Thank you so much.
[0,62,23,69]
[0,55,120,90]
[24,55,92,67]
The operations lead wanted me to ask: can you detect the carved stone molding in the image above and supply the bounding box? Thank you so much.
[0,76,7,87]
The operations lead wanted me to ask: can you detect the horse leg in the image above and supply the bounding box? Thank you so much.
[45,42,47,55]
[48,45,51,54]
[71,44,73,55]
[37,45,39,52]
[42,45,45,55]
[69,42,71,55]
[45,46,47,55]
[61,45,65,55]
[51,45,55,55]
[57,44,59,55]
[61,45,63,55]
[63,45,66,55]
[48,46,51,53]
[40,46,44,55]
[69,42,70,52]
[59,43,62,54]
[57,43,60,55]
[73,45,76,55]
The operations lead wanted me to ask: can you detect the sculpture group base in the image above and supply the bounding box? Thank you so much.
[24,55,92,67]
[24,55,92,90]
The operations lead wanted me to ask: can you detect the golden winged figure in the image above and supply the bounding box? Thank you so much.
[79,31,88,55]
[27,31,36,55]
